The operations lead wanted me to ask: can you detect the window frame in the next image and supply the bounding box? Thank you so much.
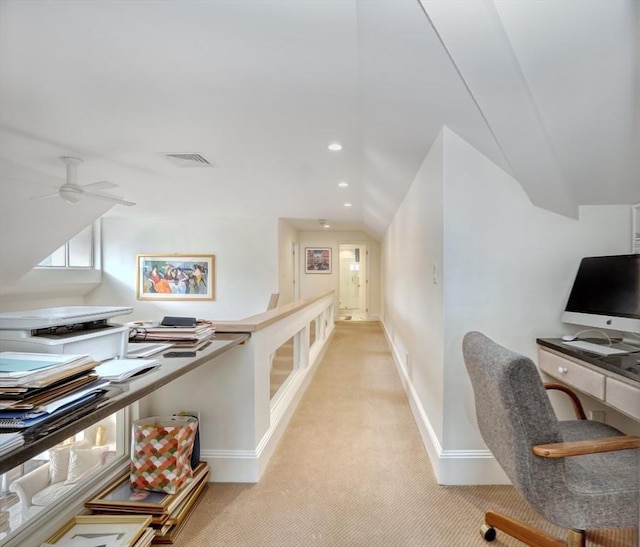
[36,222,98,270]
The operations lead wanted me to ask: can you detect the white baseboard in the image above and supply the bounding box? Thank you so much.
[201,448,259,483]
[381,321,509,486]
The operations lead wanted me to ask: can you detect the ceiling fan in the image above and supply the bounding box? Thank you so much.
[31,157,135,206]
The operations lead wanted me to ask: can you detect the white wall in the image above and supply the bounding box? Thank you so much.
[382,130,445,444]
[86,217,279,321]
[298,230,380,319]
[382,126,635,484]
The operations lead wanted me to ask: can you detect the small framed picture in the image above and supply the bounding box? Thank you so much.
[45,515,152,547]
[136,254,215,300]
[305,247,332,274]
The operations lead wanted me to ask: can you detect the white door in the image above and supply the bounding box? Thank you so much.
[339,244,367,319]
[292,242,300,301]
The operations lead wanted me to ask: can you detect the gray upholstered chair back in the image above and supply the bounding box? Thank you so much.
[462,332,565,514]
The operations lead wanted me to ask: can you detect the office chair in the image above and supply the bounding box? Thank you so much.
[462,331,639,547]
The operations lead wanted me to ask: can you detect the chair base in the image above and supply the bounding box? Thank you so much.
[482,510,585,547]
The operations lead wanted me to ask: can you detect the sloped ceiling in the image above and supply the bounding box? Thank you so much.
[0,0,638,273]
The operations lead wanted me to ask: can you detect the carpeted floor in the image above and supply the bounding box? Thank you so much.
[174,322,638,547]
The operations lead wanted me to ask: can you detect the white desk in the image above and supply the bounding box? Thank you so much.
[537,343,640,422]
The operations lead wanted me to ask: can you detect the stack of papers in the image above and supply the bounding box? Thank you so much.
[0,373,101,410]
[0,352,109,434]
[95,358,161,383]
[0,431,24,455]
[0,352,98,388]
[0,379,109,429]
[129,322,215,348]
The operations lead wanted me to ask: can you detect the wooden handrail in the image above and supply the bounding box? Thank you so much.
[212,290,334,332]
[533,435,640,458]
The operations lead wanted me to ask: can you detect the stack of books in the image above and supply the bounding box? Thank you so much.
[129,323,215,350]
[86,462,210,545]
[0,352,108,432]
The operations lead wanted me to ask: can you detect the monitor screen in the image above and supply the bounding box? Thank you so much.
[562,254,640,333]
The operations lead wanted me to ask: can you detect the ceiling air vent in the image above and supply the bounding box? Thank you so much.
[163,153,214,167]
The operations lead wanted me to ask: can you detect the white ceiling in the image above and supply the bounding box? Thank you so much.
[1,0,638,241]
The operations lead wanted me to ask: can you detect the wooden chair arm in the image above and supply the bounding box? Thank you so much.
[533,435,640,458]
[543,383,586,420]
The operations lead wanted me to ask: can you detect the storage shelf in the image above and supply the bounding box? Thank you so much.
[0,333,249,475]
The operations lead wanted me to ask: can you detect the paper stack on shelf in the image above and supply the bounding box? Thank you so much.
[0,431,24,455]
[95,358,161,383]
[0,378,109,430]
[129,322,214,348]
[0,352,98,388]
[0,351,109,433]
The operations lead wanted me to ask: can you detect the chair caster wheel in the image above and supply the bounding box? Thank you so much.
[480,524,496,542]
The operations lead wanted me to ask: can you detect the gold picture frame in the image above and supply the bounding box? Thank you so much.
[45,515,151,547]
[86,462,209,516]
[86,471,173,514]
[136,254,215,301]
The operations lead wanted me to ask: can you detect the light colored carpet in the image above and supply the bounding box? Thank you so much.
[175,322,638,547]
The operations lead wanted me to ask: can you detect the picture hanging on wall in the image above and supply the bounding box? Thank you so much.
[136,254,215,300]
[305,247,332,274]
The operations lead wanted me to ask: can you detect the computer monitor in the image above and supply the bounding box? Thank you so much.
[562,254,640,334]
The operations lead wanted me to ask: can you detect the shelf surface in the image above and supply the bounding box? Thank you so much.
[0,332,249,474]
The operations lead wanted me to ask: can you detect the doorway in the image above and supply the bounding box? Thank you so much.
[338,244,367,321]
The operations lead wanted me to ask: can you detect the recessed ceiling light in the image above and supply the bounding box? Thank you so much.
[323,224,331,229]
[328,143,343,151]
[344,202,353,208]
[338,181,348,188]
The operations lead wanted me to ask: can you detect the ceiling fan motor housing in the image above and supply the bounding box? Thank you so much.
[59,184,83,203]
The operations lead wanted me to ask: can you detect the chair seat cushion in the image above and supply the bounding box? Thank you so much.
[559,420,639,495]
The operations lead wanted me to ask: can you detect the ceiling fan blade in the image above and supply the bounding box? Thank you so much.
[81,180,118,191]
[84,191,136,207]
[30,192,59,201]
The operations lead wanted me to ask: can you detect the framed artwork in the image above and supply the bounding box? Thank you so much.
[45,515,151,547]
[305,247,332,274]
[86,472,172,513]
[137,254,215,300]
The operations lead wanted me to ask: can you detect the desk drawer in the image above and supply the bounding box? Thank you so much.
[539,350,605,400]
[606,377,640,420]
